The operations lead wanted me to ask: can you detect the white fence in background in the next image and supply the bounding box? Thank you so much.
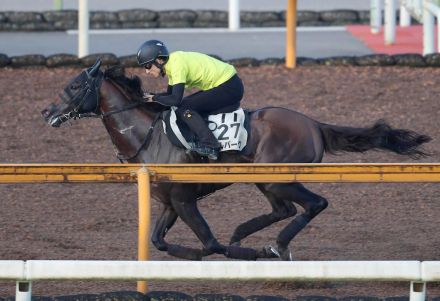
[2,260,440,301]
[371,0,440,54]
[229,0,240,31]
[423,1,440,53]
[76,0,242,56]
[78,0,88,57]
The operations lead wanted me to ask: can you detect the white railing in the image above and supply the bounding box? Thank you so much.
[401,0,424,21]
[371,0,440,54]
[423,0,440,54]
[78,0,89,57]
[229,0,240,31]
[76,0,242,57]
[2,260,440,301]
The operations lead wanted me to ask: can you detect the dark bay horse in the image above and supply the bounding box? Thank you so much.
[41,60,431,261]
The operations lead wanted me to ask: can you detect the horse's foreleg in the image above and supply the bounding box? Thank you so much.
[152,204,210,260]
[274,183,328,260]
[151,205,177,251]
[229,184,297,249]
[171,196,258,260]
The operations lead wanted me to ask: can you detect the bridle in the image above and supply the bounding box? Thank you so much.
[60,62,163,162]
[57,70,103,123]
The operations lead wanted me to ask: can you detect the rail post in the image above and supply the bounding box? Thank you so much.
[78,0,89,57]
[410,281,426,301]
[423,0,437,54]
[16,281,31,301]
[136,167,151,293]
[400,4,412,26]
[229,0,240,31]
[385,0,397,44]
[286,0,297,68]
[371,0,383,33]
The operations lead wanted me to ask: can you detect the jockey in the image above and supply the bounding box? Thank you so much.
[136,39,244,160]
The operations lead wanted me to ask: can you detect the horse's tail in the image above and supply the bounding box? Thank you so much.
[318,120,432,159]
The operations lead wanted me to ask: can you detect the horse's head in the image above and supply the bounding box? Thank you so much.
[41,59,103,127]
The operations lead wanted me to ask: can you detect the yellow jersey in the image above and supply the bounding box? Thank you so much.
[164,51,236,91]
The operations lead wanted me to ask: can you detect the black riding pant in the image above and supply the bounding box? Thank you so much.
[176,74,244,117]
[175,74,244,147]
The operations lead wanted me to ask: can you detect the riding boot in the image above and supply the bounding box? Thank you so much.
[181,109,221,160]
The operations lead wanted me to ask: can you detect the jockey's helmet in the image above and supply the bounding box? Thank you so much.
[137,40,169,67]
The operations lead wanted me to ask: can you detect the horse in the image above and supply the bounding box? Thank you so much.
[41,59,431,261]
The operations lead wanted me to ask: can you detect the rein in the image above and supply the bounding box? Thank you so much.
[80,100,163,163]
[116,110,162,162]
[83,74,162,163]
[101,77,164,162]
[77,77,144,120]
[77,102,143,119]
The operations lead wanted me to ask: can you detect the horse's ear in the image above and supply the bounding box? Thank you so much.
[88,58,102,77]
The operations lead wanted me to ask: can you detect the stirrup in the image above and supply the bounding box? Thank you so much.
[192,145,219,160]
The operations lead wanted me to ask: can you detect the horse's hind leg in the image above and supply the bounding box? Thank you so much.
[269,182,328,260]
[229,183,297,254]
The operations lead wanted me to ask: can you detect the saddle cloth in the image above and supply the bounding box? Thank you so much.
[162,107,248,152]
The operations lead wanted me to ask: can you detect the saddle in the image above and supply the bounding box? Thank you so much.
[162,105,250,154]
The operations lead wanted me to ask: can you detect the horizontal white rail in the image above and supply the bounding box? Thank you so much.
[0,261,25,280]
[422,261,440,281]
[1,260,440,281]
[25,260,422,281]
[2,260,438,301]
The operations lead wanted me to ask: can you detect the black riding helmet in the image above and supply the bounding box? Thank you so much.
[137,40,169,67]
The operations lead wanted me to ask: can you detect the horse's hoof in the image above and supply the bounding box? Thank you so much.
[256,245,280,259]
[229,241,241,247]
[279,248,294,261]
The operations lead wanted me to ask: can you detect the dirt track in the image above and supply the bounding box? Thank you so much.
[0,65,439,299]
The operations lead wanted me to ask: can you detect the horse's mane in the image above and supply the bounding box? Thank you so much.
[103,65,167,113]
[104,65,143,100]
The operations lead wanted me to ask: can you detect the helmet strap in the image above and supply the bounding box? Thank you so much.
[153,60,166,77]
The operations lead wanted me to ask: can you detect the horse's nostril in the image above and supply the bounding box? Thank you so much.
[41,103,58,118]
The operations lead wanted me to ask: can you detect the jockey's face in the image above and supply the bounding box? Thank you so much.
[144,59,165,78]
